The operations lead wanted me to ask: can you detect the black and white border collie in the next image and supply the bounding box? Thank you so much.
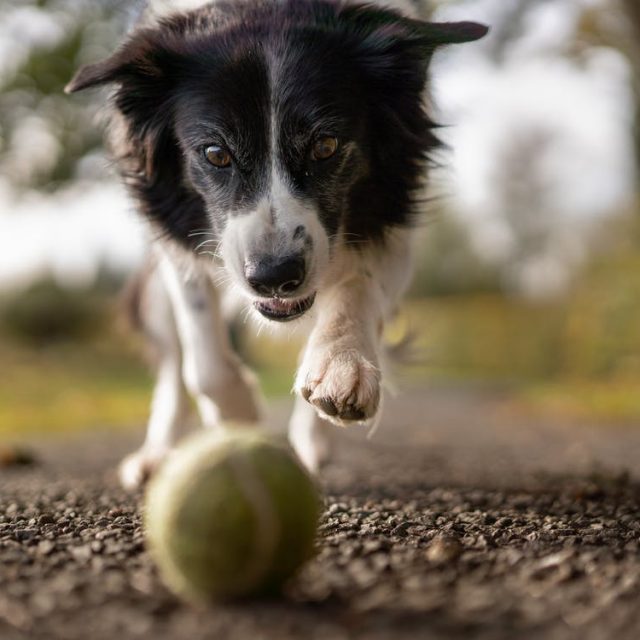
[66,0,487,488]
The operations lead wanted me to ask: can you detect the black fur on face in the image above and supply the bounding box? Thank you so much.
[66,0,487,251]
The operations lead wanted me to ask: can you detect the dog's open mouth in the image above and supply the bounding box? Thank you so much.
[253,293,316,322]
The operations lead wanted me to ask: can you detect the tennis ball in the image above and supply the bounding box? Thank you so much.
[144,428,321,602]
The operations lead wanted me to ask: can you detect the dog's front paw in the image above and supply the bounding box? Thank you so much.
[118,447,168,490]
[296,347,380,425]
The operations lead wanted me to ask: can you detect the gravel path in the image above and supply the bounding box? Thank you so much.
[1,385,640,640]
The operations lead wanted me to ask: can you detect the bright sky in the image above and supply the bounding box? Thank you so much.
[0,179,147,291]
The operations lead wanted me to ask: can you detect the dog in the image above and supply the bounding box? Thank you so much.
[66,0,487,488]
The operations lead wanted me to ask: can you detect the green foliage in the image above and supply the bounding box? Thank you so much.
[561,253,640,379]
[408,297,566,380]
[406,218,640,384]
[0,278,108,346]
[0,334,153,435]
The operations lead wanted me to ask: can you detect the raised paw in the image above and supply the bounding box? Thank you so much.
[295,347,380,426]
[118,447,168,490]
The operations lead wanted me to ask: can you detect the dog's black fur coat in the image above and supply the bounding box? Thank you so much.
[66,1,488,483]
[67,0,487,252]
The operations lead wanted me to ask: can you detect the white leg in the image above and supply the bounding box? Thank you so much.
[295,230,413,426]
[295,285,382,425]
[157,248,262,428]
[119,268,190,489]
[288,393,331,473]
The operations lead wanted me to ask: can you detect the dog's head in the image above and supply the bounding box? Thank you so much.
[67,1,487,322]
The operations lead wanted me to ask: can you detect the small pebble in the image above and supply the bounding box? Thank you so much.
[426,536,464,564]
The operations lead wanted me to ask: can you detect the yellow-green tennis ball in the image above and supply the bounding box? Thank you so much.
[144,429,321,602]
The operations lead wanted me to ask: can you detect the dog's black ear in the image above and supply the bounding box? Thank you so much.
[66,29,187,183]
[340,5,488,55]
[65,55,126,94]
[65,30,177,94]
[411,20,489,48]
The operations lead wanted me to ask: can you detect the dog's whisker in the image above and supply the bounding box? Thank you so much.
[212,274,232,288]
[327,231,368,246]
[240,305,254,325]
[194,238,217,250]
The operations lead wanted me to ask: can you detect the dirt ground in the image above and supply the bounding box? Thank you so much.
[1,384,640,640]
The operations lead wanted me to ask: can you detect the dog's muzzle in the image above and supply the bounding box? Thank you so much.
[245,253,315,321]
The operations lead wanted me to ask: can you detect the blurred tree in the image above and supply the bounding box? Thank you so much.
[409,214,502,297]
[0,277,107,345]
[575,0,640,182]
[0,0,127,192]
[423,0,638,297]
[431,0,640,181]
[618,0,640,182]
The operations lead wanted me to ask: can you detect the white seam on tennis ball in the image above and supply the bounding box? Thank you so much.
[228,449,280,590]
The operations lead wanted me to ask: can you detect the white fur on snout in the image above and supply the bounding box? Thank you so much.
[219,201,272,298]
[218,171,330,309]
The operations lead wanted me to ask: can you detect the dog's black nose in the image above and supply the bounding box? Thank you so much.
[245,256,305,296]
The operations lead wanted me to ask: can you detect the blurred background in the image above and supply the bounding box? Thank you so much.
[0,0,639,439]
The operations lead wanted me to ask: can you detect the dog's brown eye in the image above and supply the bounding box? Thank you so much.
[311,136,338,161]
[204,145,232,168]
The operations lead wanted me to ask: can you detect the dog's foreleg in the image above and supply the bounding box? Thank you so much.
[158,249,262,429]
[295,278,383,426]
[294,230,413,429]
[288,393,331,472]
[119,268,190,489]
